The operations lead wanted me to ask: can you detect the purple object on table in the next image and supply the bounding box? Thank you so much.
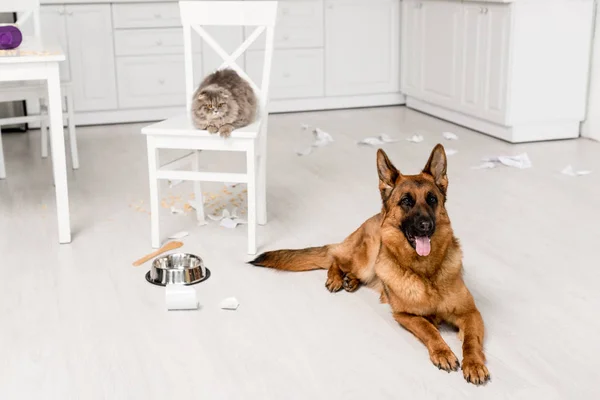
[0,25,23,50]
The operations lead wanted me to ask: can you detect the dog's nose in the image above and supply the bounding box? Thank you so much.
[419,220,431,231]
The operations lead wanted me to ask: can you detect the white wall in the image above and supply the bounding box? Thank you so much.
[582,0,600,141]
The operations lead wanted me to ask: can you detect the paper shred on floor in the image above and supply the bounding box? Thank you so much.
[472,161,497,170]
[357,134,399,146]
[297,127,334,156]
[561,165,592,177]
[220,297,239,310]
[168,231,189,240]
[208,207,246,228]
[301,123,310,130]
[445,148,458,156]
[224,182,238,188]
[406,134,424,143]
[442,132,459,140]
[482,153,532,169]
[168,179,183,188]
[170,206,184,215]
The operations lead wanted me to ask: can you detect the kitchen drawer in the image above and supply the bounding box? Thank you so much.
[246,49,324,99]
[116,55,202,109]
[246,0,324,50]
[112,3,181,29]
[114,28,202,56]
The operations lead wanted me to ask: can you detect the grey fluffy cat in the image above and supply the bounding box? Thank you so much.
[191,68,258,138]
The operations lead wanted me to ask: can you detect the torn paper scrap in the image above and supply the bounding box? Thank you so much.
[220,297,239,310]
[561,165,592,177]
[483,153,532,169]
[168,231,189,240]
[170,206,184,215]
[208,208,247,228]
[165,285,198,311]
[406,134,424,143]
[445,148,458,156]
[472,161,497,170]
[224,182,238,188]
[442,132,459,140]
[357,134,399,146]
[168,179,183,188]
[301,123,310,130]
[297,127,334,156]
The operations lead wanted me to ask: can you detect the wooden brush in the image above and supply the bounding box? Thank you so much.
[132,241,183,267]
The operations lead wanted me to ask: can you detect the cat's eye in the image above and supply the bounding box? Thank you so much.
[218,103,225,107]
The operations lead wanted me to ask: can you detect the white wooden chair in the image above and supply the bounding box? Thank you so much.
[141,1,277,254]
[0,0,78,179]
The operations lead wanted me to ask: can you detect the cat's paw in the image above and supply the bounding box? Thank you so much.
[219,124,234,138]
[207,125,218,134]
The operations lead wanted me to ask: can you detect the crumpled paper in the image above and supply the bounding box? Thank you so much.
[406,134,424,143]
[561,165,591,177]
[168,231,189,239]
[474,153,532,169]
[296,128,334,156]
[220,297,239,310]
[207,207,247,229]
[442,132,459,140]
[357,134,399,146]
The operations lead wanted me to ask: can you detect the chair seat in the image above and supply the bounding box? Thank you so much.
[141,113,261,139]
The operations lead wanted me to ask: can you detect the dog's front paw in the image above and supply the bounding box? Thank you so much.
[462,358,490,385]
[207,125,218,134]
[325,275,343,292]
[430,348,460,372]
[343,273,360,292]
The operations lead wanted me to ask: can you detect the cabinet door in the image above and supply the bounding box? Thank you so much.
[419,0,463,107]
[459,3,510,122]
[401,0,424,97]
[480,4,511,122]
[325,0,400,96]
[41,6,71,82]
[65,5,118,111]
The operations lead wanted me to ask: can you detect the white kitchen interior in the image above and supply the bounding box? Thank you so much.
[2,1,600,399]
[27,0,596,143]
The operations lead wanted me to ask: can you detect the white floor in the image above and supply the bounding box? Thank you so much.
[1,107,599,400]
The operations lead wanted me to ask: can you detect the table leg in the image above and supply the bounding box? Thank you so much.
[46,63,71,243]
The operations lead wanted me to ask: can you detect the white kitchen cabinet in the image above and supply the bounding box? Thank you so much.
[459,3,510,124]
[325,0,400,96]
[40,6,71,82]
[65,5,118,112]
[403,0,595,143]
[419,0,463,109]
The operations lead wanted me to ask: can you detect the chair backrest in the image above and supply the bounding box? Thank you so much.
[0,0,41,37]
[179,1,278,123]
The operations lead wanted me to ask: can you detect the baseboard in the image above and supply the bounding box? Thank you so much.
[61,94,407,127]
[406,97,581,143]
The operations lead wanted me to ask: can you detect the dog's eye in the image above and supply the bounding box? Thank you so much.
[426,193,438,205]
[400,196,413,208]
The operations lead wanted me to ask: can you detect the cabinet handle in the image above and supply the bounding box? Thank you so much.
[67,11,73,16]
[156,40,163,46]
[282,8,289,15]
[283,72,291,78]
[327,5,333,10]
[58,10,65,16]
[416,2,423,9]
[154,13,162,19]
[283,34,289,41]
[484,8,489,14]
[158,78,165,85]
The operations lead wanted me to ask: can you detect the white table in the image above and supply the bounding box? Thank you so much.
[0,37,71,243]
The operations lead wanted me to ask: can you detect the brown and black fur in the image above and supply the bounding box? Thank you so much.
[250,145,490,385]
[191,68,257,137]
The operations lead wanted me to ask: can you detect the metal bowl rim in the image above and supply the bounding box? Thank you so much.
[145,267,211,287]
[151,252,205,270]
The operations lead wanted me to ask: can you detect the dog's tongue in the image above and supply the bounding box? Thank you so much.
[415,237,431,257]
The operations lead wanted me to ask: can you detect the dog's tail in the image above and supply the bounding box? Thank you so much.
[249,245,332,271]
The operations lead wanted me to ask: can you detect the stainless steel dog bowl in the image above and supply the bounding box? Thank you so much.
[145,253,211,286]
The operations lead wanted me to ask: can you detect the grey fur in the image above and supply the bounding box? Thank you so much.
[190,69,258,138]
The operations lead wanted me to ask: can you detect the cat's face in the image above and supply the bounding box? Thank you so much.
[196,89,229,119]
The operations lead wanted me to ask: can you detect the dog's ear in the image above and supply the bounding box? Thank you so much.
[377,149,399,201]
[423,144,448,194]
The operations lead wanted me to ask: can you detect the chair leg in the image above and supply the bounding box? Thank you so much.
[40,102,48,159]
[257,132,267,225]
[65,90,79,170]
[147,137,161,249]
[0,127,6,179]
[192,150,206,224]
[246,144,257,255]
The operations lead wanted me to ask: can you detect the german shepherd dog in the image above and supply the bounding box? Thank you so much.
[250,144,490,385]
